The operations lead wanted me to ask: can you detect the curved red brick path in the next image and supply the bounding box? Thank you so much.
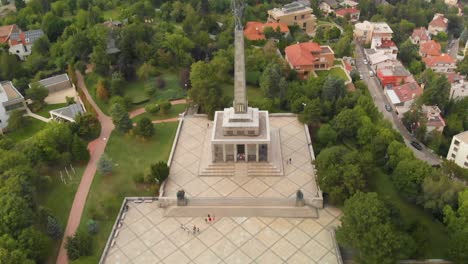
[56,71,114,264]
[129,98,188,118]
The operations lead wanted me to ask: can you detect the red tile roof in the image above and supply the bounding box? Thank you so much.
[0,24,18,44]
[344,61,352,72]
[446,72,462,84]
[420,40,441,57]
[285,42,325,67]
[423,54,455,67]
[335,7,360,17]
[393,82,423,102]
[243,21,289,41]
[429,15,448,28]
[411,27,430,41]
[379,39,396,48]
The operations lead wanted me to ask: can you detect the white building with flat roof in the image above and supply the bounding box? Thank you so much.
[447,131,468,168]
[0,81,26,131]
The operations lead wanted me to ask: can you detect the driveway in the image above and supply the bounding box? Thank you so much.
[447,38,459,60]
[354,45,441,165]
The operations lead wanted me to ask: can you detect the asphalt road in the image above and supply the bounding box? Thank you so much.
[448,38,459,60]
[354,45,442,165]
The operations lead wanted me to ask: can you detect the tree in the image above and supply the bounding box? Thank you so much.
[398,39,420,66]
[26,83,48,105]
[110,103,132,133]
[162,32,194,66]
[322,76,346,102]
[331,108,362,140]
[456,56,468,76]
[418,173,464,216]
[90,44,109,76]
[299,98,322,126]
[96,79,109,102]
[41,12,66,42]
[7,110,26,131]
[189,61,223,117]
[74,113,101,140]
[443,190,468,263]
[145,103,160,114]
[71,135,89,162]
[87,219,99,235]
[134,117,154,138]
[160,100,171,114]
[260,63,283,98]
[17,227,49,262]
[315,146,366,204]
[97,155,113,175]
[65,231,93,260]
[337,192,415,264]
[421,71,450,111]
[46,216,62,240]
[148,161,169,184]
[137,63,154,81]
[392,159,431,202]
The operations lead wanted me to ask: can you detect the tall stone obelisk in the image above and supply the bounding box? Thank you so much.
[232,0,247,113]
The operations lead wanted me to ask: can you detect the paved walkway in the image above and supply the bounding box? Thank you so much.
[25,108,51,122]
[56,71,115,264]
[103,201,342,264]
[132,117,180,127]
[129,99,188,118]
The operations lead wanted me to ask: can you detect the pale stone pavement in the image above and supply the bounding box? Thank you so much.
[164,116,319,200]
[103,201,342,264]
[56,71,115,264]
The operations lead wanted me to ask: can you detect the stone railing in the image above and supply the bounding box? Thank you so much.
[304,123,324,208]
[329,228,344,264]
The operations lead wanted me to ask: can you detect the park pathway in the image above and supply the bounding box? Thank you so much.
[129,98,188,118]
[56,71,115,264]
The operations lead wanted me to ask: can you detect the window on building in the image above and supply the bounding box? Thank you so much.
[454,147,459,152]
[301,14,305,19]
[454,140,460,146]
[451,153,456,159]
[303,22,307,28]
[237,130,245,135]
[248,130,255,135]
[227,131,233,136]
[464,162,468,167]
[294,16,297,20]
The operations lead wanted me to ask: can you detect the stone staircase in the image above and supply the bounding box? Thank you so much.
[199,163,235,177]
[247,162,283,177]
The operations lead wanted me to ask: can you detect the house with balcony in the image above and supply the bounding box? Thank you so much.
[422,54,456,73]
[285,42,335,79]
[335,7,360,22]
[419,40,441,57]
[447,131,468,169]
[319,0,339,14]
[422,105,446,134]
[371,39,398,57]
[243,21,290,41]
[353,21,393,45]
[267,1,317,34]
[8,29,44,60]
[0,81,27,132]
[410,27,431,45]
[376,64,412,89]
[447,73,468,100]
[428,13,448,35]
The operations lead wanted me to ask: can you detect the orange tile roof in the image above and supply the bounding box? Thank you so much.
[411,27,430,41]
[0,24,18,44]
[423,54,455,67]
[335,7,360,16]
[243,21,289,41]
[285,42,324,67]
[429,15,448,28]
[420,40,441,57]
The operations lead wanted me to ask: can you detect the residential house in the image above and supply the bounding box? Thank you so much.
[0,24,19,44]
[335,8,360,22]
[243,21,290,41]
[376,64,411,88]
[446,131,468,168]
[8,29,44,60]
[285,42,335,79]
[0,81,26,132]
[371,39,398,57]
[447,73,468,100]
[422,105,446,133]
[354,21,393,44]
[319,0,339,14]
[422,54,456,73]
[267,1,317,34]
[410,27,430,45]
[49,103,85,123]
[364,49,395,71]
[428,13,448,35]
[340,0,359,7]
[419,40,441,57]
[385,81,423,115]
[32,74,76,104]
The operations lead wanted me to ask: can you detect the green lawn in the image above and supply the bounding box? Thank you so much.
[38,165,86,264]
[316,67,350,82]
[36,103,68,118]
[132,103,187,123]
[85,71,187,114]
[102,8,121,20]
[4,117,47,142]
[369,170,450,259]
[72,122,179,264]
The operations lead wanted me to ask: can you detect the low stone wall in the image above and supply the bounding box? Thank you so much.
[329,228,344,264]
[304,123,324,208]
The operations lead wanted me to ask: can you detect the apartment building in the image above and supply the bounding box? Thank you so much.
[267,1,317,34]
[447,131,468,169]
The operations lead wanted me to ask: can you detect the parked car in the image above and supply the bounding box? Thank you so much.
[411,141,423,150]
[359,74,364,80]
[385,104,392,112]
[363,59,368,65]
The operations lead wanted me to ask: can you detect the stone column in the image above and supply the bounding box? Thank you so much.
[256,144,259,162]
[245,144,248,162]
[222,144,226,162]
[234,145,237,162]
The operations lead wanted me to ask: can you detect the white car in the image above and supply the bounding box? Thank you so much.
[363,59,368,65]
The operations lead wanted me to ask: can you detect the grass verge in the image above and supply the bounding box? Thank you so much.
[36,103,68,118]
[72,122,178,264]
[4,117,47,142]
[132,103,187,123]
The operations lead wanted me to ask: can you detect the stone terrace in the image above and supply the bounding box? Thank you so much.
[103,200,342,264]
[164,116,319,200]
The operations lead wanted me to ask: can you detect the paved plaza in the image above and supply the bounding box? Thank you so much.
[103,201,342,264]
[164,116,319,200]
